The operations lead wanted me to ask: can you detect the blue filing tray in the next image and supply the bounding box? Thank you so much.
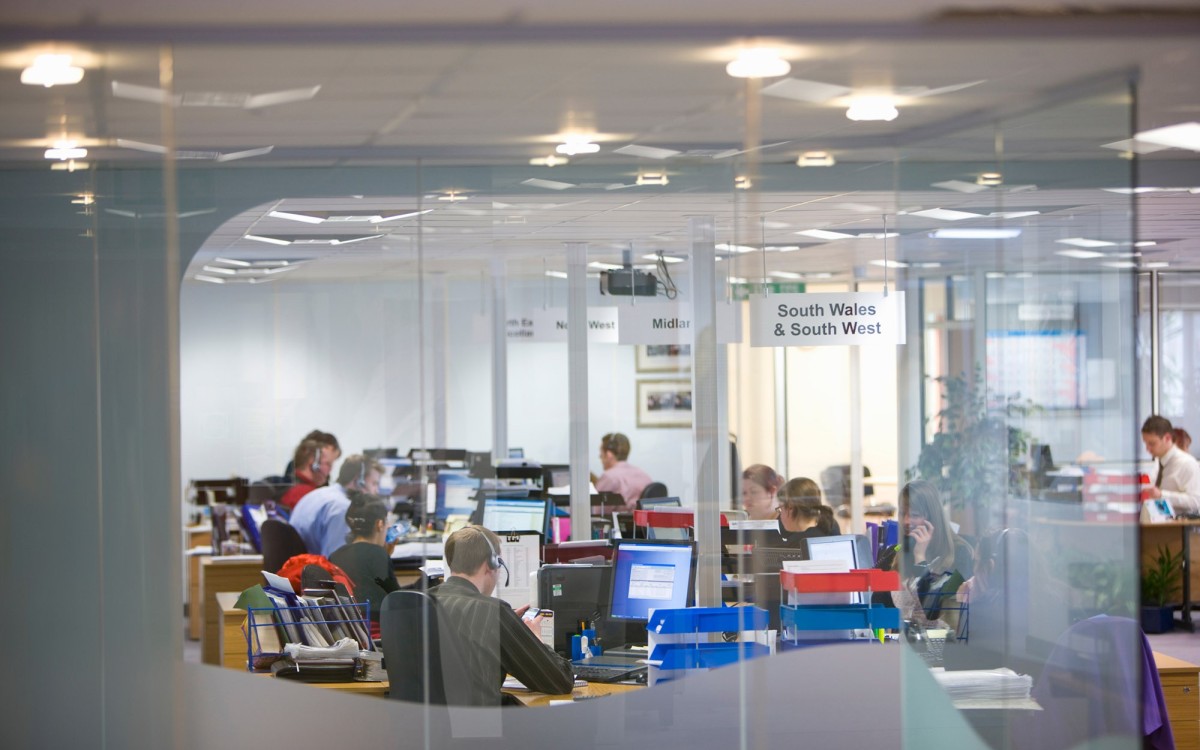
[780,603,900,631]
[647,606,769,635]
[650,641,771,670]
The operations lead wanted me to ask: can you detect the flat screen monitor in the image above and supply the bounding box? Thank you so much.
[608,539,696,622]
[542,464,571,489]
[479,496,550,537]
[537,564,628,656]
[637,496,682,511]
[435,470,480,520]
[803,534,872,570]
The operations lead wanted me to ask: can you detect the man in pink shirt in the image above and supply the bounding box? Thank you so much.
[593,432,653,509]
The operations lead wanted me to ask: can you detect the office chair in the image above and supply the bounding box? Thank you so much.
[639,481,669,500]
[379,590,474,705]
[260,519,308,573]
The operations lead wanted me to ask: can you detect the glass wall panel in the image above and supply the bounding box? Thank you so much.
[895,83,1138,749]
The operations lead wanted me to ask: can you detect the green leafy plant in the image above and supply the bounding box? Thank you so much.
[1142,544,1184,608]
[910,366,1039,510]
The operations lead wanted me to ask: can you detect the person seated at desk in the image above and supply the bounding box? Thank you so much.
[282,429,340,484]
[431,525,574,706]
[279,438,337,512]
[592,432,653,509]
[776,477,839,545]
[329,491,423,638]
[882,480,974,631]
[291,454,382,557]
[742,464,782,521]
[1142,415,1200,515]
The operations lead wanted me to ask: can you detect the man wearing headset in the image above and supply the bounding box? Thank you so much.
[290,454,383,557]
[431,525,574,705]
[279,439,337,512]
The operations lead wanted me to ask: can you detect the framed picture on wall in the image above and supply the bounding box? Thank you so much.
[637,379,693,428]
[636,344,691,373]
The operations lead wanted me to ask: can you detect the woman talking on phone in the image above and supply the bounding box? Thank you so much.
[886,479,974,629]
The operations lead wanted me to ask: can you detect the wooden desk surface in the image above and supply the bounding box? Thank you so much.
[1154,651,1200,674]
[509,681,641,707]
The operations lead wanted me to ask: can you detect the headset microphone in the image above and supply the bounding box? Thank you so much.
[481,529,509,587]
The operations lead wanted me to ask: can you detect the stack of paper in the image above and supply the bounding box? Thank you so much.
[930,667,1033,701]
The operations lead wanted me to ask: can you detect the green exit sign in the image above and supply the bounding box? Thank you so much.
[731,281,806,300]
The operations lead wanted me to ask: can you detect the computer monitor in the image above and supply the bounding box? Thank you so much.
[479,496,550,538]
[803,534,872,570]
[608,539,696,623]
[542,464,571,489]
[435,470,481,520]
[637,496,682,511]
[537,564,631,656]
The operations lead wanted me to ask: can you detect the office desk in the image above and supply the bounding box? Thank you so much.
[1141,520,1200,631]
[247,675,638,704]
[200,556,264,665]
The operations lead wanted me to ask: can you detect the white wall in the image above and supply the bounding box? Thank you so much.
[182,277,693,499]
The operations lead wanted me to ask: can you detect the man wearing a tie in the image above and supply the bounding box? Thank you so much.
[1142,415,1200,515]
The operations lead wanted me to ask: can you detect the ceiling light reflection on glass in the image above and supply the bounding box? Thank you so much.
[1056,237,1116,248]
[726,48,791,79]
[930,228,1022,240]
[636,173,669,186]
[556,136,600,156]
[44,140,87,160]
[846,97,899,122]
[976,172,1003,186]
[796,151,835,167]
[530,155,568,167]
[22,54,84,87]
[796,229,854,240]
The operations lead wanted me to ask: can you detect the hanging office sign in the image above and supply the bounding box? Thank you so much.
[511,307,620,343]
[749,291,906,347]
[616,302,742,345]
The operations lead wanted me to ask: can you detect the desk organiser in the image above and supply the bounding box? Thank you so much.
[245,595,372,672]
[645,606,770,686]
[632,509,732,531]
[778,569,901,644]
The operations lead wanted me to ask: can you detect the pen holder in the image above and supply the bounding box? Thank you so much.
[571,629,598,660]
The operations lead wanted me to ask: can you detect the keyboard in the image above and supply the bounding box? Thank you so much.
[572,664,646,684]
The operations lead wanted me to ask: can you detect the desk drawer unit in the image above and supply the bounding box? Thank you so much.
[1157,652,1200,750]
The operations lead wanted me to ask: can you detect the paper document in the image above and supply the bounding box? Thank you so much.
[391,541,445,559]
[930,667,1033,701]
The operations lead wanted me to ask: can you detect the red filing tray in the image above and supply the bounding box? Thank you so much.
[779,569,900,593]
[633,509,731,528]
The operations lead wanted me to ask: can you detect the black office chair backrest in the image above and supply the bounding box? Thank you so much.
[640,481,669,500]
[379,590,474,705]
[260,519,308,573]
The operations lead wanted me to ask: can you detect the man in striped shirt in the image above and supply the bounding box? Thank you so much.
[430,525,574,705]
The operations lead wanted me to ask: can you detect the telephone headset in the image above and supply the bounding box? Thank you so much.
[356,457,367,489]
[310,443,323,475]
[479,528,510,586]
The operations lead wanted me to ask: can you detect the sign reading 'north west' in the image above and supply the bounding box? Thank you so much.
[749,291,906,347]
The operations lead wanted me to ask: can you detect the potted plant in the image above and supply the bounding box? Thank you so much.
[910,366,1038,532]
[1142,544,1184,634]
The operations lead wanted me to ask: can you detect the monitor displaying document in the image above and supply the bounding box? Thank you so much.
[608,539,695,622]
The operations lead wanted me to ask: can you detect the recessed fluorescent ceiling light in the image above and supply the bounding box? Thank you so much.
[201,265,237,275]
[1135,241,1157,248]
[769,271,804,280]
[796,229,854,240]
[1133,122,1200,152]
[1143,262,1170,268]
[635,173,669,186]
[931,180,990,194]
[522,177,575,191]
[1101,261,1138,269]
[728,277,750,284]
[529,155,568,167]
[589,262,623,271]
[726,48,791,79]
[846,97,898,122]
[870,259,908,268]
[643,254,684,263]
[760,77,851,103]
[614,144,681,159]
[545,270,569,279]
[1101,138,1171,155]
[51,160,88,171]
[438,192,467,202]
[734,175,752,190]
[44,140,87,160]
[22,54,84,87]
[988,211,1040,219]
[768,246,801,252]
[796,151,835,167]
[1055,249,1106,259]
[371,209,433,224]
[910,208,982,221]
[912,262,942,268]
[1102,187,1164,194]
[857,232,898,239]
[1056,237,1116,248]
[715,243,758,253]
[930,228,1022,239]
[269,210,324,224]
[244,234,291,245]
[976,172,1003,186]
[213,257,251,267]
[194,274,226,284]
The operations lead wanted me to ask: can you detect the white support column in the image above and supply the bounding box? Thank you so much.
[490,258,508,460]
[430,272,448,448]
[690,216,720,608]
[565,243,591,540]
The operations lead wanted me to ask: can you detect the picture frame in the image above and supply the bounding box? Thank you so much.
[637,379,693,429]
[636,344,692,373]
